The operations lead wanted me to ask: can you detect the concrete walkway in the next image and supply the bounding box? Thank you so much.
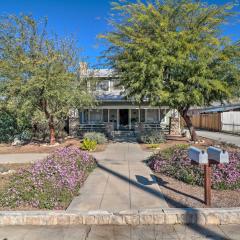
[197,130,240,147]
[0,153,48,164]
[1,224,240,239]
[68,138,168,212]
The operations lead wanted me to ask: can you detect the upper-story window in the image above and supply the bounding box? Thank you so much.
[96,80,109,91]
[112,79,123,91]
[95,78,124,92]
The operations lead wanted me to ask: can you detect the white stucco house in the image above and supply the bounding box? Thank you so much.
[69,64,175,136]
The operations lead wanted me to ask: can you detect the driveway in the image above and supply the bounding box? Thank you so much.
[196,130,240,147]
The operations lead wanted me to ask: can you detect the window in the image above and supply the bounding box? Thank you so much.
[90,110,102,123]
[103,109,108,122]
[140,109,145,122]
[147,109,158,123]
[96,80,109,91]
[112,79,123,91]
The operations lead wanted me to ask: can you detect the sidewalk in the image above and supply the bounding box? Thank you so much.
[67,139,168,212]
[1,224,239,240]
[196,130,240,147]
[0,153,48,164]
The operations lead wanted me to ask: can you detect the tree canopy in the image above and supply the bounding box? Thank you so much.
[102,0,240,140]
[0,15,93,144]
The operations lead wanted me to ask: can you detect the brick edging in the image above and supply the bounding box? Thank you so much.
[0,208,240,226]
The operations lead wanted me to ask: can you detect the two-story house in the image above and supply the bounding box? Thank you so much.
[69,64,174,136]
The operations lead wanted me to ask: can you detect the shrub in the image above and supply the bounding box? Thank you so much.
[148,145,240,190]
[81,138,97,151]
[83,132,107,144]
[137,130,166,144]
[0,110,18,143]
[18,129,33,142]
[0,146,96,209]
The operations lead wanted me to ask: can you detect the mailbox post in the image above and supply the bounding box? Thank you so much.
[204,163,211,206]
[188,146,229,207]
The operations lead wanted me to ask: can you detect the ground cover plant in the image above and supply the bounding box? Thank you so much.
[148,144,240,190]
[0,146,96,210]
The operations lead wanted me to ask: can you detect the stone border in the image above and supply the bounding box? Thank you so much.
[0,208,240,226]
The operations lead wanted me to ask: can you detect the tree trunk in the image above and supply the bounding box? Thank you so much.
[181,109,197,142]
[41,99,56,145]
[49,115,55,145]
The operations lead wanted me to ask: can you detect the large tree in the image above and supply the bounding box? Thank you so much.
[0,15,93,144]
[102,0,240,141]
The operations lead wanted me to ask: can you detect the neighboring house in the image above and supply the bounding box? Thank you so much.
[69,64,174,136]
[188,103,240,134]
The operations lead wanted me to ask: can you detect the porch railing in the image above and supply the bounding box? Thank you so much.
[78,122,169,133]
[134,123,169,132]
[78,123,106,132]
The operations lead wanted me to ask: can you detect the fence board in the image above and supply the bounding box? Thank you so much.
[182,113,222,132]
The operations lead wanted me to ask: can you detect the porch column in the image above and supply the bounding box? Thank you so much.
[117,109,119,130]
[129,109,131,130]
[158,108,161,123]
[107,109,110,123]
[145,109,148,123]
[138,108,141,123]
[88,110,90,124]
[81,111,84,124]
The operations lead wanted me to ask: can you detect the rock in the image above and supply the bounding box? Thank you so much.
[12,138,23,146]
[41,143,60,147]
[0,170,16,175]
[181,129,191,139]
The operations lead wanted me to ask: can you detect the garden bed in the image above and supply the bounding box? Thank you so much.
[147,142,240,208]
[0,138,107,154]
[141,136,239,152]
[0,147,96,210]
[155,174,240,208]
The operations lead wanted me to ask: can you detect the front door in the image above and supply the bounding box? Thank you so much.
[119,109,129,129]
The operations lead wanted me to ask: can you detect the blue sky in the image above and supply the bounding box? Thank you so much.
[1,0,240,66]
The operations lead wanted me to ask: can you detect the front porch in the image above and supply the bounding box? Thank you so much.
[79,106,171,131]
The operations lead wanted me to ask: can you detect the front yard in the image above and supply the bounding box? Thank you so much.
[145,138,240,208]
[0,147,96,210]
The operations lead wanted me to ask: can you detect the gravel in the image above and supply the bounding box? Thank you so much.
[155,173,240,208]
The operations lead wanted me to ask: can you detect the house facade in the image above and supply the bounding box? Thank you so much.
[69,65,176,136]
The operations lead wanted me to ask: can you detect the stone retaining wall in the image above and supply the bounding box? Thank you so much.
[0,208,240,226]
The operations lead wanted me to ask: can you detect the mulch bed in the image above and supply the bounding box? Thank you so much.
[154,173,240,208]
[0,139,107,154]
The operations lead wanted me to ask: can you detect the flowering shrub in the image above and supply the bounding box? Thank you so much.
[0,147,96,209]
[148,145,240,190]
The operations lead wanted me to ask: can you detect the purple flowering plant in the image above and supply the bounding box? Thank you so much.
[148,145,240,190]
[0,146,96,209]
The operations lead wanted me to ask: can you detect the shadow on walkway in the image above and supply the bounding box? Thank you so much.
[97,162,227,239]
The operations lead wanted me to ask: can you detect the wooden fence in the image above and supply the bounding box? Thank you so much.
[182,113,222,132]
